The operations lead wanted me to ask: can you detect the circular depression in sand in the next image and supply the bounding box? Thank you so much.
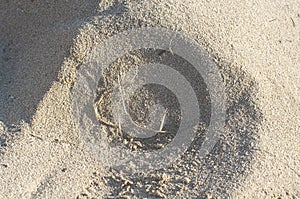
[72,27,226,174]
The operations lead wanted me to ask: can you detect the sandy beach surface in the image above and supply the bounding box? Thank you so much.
[0,0,299,198]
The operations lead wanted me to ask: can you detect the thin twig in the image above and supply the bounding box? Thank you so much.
[158,108,168,133]
[291,17,296,27]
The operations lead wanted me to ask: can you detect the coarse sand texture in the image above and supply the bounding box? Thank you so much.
[0,0,299,198]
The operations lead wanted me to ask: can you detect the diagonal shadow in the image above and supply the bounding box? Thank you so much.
[0,0,99,126]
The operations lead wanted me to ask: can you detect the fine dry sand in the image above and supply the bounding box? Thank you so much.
[0,0,299,198]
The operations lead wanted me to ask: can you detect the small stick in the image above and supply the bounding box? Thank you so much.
[158,109,168,133]
[291,17,296,27]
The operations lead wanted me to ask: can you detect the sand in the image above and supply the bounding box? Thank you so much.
[0,0,299,198]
